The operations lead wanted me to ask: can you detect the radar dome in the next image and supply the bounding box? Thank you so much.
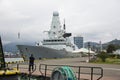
[53,11,59,16]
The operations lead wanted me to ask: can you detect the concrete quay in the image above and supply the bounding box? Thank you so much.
[18,57,120,80]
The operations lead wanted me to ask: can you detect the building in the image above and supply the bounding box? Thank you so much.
[74,36,83,49]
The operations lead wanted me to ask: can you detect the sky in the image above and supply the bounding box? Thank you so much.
[0,0,120,44]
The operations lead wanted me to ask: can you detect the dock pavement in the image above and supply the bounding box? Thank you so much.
[18,57,120,80]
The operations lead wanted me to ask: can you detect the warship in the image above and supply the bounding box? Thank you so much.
[17,12,79,59]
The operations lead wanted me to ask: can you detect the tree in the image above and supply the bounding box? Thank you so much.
[97,52,108,62]
[107,44,116,53]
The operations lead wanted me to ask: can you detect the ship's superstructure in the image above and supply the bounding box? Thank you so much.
[17,12,78,59]
[42,12,75,51]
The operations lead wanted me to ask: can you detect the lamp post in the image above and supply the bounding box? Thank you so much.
[88,42,90,62]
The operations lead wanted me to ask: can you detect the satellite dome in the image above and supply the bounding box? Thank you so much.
[53,11,59,16]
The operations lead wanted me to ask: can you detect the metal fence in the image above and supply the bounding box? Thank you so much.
[1,63,103,80]
[39,64,103,80]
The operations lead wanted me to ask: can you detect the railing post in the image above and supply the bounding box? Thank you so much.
[45,65,47,80]
[39,64,43,75]
[78,67,81,80]
[91,67,93,80]
[97,67,103,80]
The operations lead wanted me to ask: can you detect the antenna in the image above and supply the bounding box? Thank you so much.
[63,19,66,30]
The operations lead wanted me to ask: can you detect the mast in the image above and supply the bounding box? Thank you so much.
[0,36,6,69]
[49,11,62,39]
[63,19,66,30]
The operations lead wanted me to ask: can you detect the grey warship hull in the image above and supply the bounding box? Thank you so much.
[17,12,80,60]
[17,45,75,59]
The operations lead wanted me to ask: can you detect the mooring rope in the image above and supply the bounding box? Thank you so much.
[51,66,77,80]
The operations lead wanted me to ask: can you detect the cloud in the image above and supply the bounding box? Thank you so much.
[0,0,120,44]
